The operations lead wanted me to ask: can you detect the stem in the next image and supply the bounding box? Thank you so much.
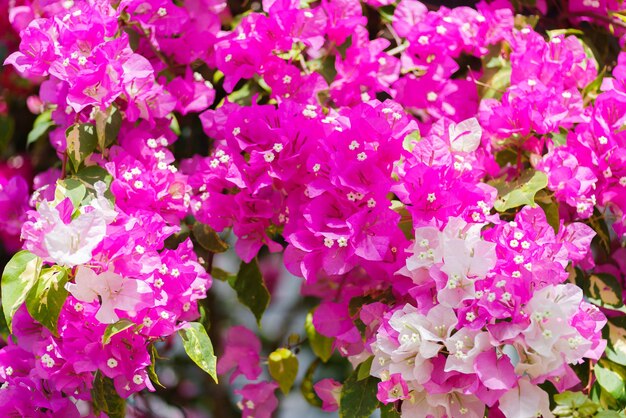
[61,152,68,179]
[568,11,626,29]
[584,361,595,394]
[386,42,409,56]
[385,23,402,49]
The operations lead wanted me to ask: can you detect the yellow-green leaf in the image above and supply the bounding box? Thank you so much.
[300,359,322,407]
[179,322,218,383]
[102,319,136,345]
[305,310,334,362]
[493,170,548,212]
[94,105,121,151]
[595,364,626,402]
[1,250,42,331]
[357,356,374,381]
[579,273,626,314]
[25,266,69,336]
[65,123,97,172]
[147,344,165,388]
[268,347,299,395]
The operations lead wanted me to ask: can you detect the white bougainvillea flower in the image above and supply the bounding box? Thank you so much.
[38,200,107,267]
[65,266,152,323]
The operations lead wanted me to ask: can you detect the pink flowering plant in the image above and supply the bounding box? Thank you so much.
[1,0,626,416]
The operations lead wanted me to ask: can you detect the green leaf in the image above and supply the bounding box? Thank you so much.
[27,110,54,147]
[357,356,374,381]
[179,322,218,383]
[535,190,560,233]
[481,63,511,100]
[226,82,253,106]
[94,105,121,151]
[211,267,235,282]
[493,170,548,212]
[91,371,126,418]
[380,403,402,418]
[579,273,626,314]
[550,127,569,147]
[102,319,136,345]
[147,344,165,388]
[605,317,626,366]
[25,266,69,336]
[1,251,42,331]
[583,67,607,101]
[305,310,334,362]
[402,130,421,153]
[595,364,626,402]
[339,366,379,418]
[168,113,181,136]
[56,178,87,208]
[74,165,114,189]
[65,123,98,172]
[269,347,299,395]
[595,411,625,418]
[301,359,322,407]
[553,391,599,417]
[192,223,229,253]
[228,259,270,325]
[0,312,8,341]
[379,5,396,22]
[391,201,413,240]
[547,29,585,37]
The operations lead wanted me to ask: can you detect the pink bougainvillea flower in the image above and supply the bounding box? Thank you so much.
[217,325,262,383]
[65,266,152,324]
[313,378,342,412]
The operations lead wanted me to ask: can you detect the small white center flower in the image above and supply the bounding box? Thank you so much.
[107,358,118,368]
[133,374,144,384]
[157,7,167,17]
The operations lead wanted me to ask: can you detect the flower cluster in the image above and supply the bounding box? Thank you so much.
[1,0,626,416]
